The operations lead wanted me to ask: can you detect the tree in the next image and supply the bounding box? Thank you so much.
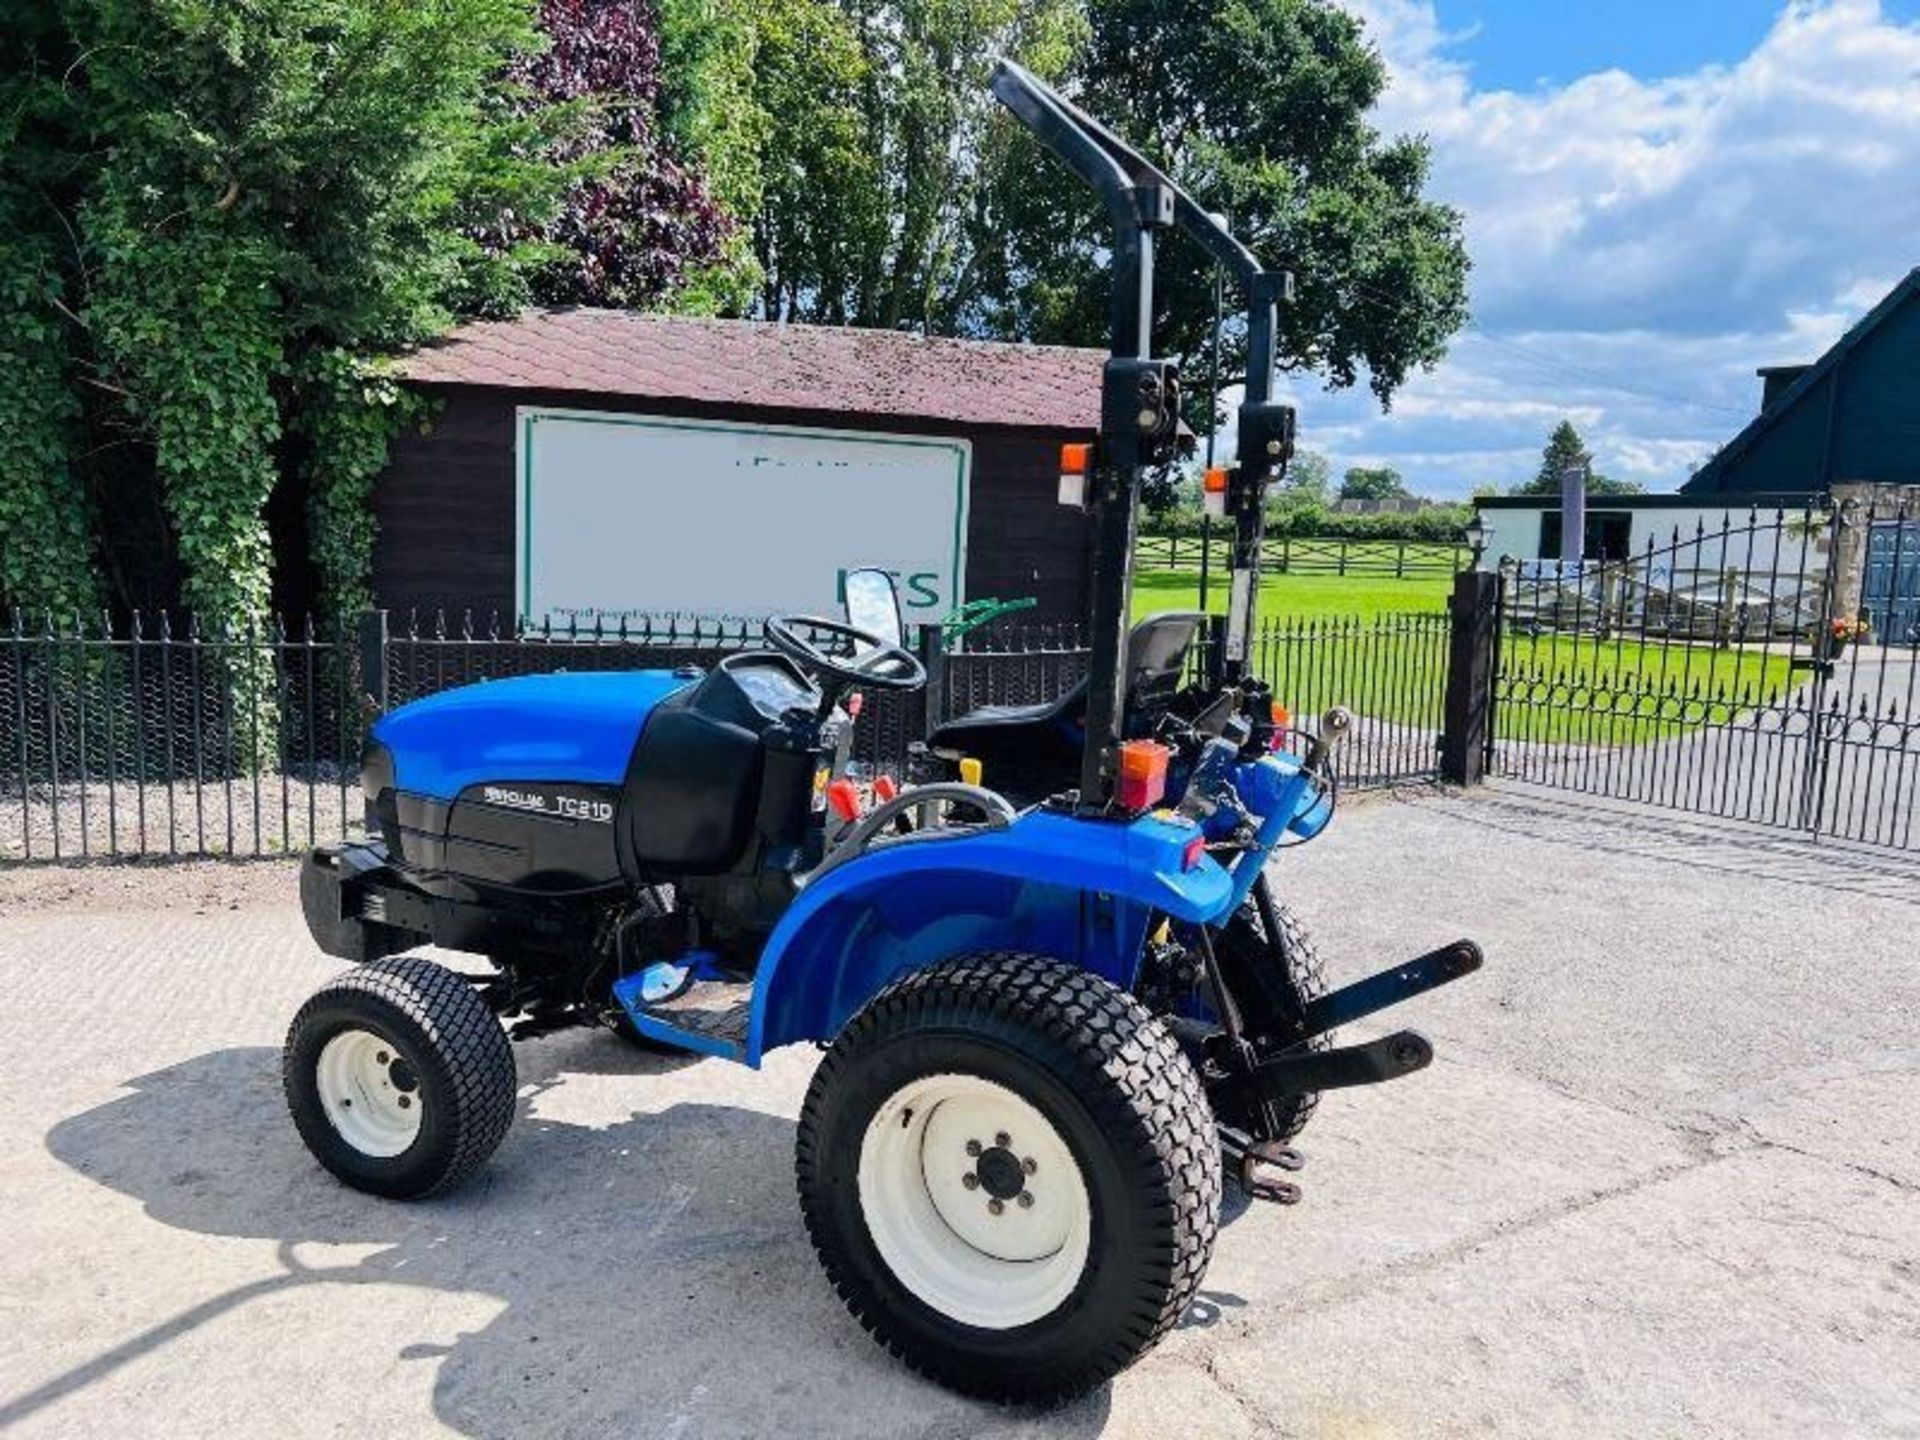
[506,0,732,311]
[656,0,772,313]
[1277,449,1332,507]
[1339,466,1408,502]
[967,0,1468,428]
[662,0,1083,327]
[124,2,560,620]
[1522,420,1591,495]
[1511,420,1643,497]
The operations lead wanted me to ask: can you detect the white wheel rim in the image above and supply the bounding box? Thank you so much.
[857,1073,1091,1330]
[316,1028,424,1158]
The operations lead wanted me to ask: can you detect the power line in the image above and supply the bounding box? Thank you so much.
[1331,274,1753,418]
[1460,320,1753,418]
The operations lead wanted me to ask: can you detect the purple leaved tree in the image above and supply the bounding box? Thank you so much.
[512,0,731,308]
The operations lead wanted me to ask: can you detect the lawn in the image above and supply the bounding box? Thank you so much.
[1494,631,1798,745]
[1127,563,1798,743]
[1131,566,1454,622]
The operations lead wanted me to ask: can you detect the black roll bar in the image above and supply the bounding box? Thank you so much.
[988,59,1297,805]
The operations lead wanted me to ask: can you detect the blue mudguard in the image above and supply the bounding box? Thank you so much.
[372,670,694,801]
[745,808,1232,1062]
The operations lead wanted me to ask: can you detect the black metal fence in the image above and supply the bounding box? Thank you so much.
[1489,494,1917,850]
[1249,613,1451,785]
[3,612,369,863]
[2,604,1452,863]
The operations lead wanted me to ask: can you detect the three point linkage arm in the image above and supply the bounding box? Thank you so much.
[987,59,1299,808]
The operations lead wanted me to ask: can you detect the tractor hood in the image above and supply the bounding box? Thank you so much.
[372,670,697,802]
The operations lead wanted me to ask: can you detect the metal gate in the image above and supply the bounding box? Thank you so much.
[1489,491,1917,850]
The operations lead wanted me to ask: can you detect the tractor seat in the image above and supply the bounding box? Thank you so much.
[926,612,1207,760]
[933,698,1064,732]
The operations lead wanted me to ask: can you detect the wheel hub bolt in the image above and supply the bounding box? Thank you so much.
[965,1139,982,1157]
[961,1173,980,1190]
[994,1131,1011,1148]
[1022,1156,1037,1175]
[1017,1191,1034,1209]
[377,1051,389,1065]
[988,1199,1004,1216]
[397,1096,412,1110]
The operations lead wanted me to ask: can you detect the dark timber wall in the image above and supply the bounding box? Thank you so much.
[374,386,1095,623]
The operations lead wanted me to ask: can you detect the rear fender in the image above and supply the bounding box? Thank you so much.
[745,808,1231,1062]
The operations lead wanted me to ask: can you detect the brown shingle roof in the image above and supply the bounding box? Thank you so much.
[393,308,1105,431]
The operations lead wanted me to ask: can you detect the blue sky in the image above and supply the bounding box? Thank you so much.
[1443,2,1788,90]
[1276,1,1920,497]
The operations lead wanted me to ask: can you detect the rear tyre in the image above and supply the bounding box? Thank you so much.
[796,954,1220,1403]
[284,956,517,1199]
[1212,899,1330,1142]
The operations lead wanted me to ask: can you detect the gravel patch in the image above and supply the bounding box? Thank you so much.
[0,773,357,864]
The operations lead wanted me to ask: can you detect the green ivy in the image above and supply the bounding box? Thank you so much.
[298,349,430,621]
[85,219,286,762]
[88,221,284,629]
[0,240,99,619]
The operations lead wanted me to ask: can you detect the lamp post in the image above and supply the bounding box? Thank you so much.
[1463,511,1493,570]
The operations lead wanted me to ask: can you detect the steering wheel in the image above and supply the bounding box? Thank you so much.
[763,615,927,692]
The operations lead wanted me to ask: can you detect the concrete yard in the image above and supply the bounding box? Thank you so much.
[1,787,1916,1437]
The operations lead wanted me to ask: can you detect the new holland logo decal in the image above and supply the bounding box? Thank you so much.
[482,786,614,824]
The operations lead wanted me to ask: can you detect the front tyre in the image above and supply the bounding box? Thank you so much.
[796,954,1221,1403]
[284,956,517,1199]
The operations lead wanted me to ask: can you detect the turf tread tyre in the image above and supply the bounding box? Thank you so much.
[284,956,517,1199]
[795,953,1221,1403]
[1214,899,1329,1141]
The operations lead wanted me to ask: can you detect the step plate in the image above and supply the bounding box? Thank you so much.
[616,977,753,1061]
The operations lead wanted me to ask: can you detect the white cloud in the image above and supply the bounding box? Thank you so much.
[1302,0,1920,497]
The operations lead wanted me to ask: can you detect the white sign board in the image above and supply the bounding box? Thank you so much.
[515,408,969,628]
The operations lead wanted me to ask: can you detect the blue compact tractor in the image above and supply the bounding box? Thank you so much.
[287,60,1479,1403]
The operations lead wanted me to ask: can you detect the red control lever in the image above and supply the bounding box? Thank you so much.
[826,778,861,823]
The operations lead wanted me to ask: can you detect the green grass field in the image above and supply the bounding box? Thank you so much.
[1131,566,1454,622]
[1128,562,1796,742]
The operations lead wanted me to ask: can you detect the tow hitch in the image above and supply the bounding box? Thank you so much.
[1221,1129,1308,1204]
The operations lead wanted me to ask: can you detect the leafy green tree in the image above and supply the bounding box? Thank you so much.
[839,0,1085,331]
[1520,420,1591,495]
[659,0,883,320]
[1512,420,1643,497]
[665,0,1082,327]
[0,0,606,766]
[1339,466,1408,502]
[970,0,1469,425]
[1275,449,1332,508]
[657,0,769,312]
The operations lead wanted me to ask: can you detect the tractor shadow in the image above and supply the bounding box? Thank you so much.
[29,1037,1124,1438]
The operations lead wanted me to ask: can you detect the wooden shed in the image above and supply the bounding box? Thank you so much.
[370,309,1103,627]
